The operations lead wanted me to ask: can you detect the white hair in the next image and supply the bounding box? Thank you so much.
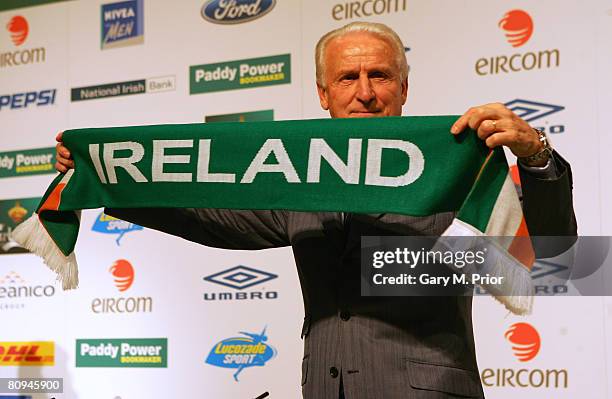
[315,21,409,88]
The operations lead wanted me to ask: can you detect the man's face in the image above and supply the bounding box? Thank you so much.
[317,32,408,118]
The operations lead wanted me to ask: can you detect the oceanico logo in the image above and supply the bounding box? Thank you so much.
[499,10,533,47]
[203,265,278,301]
[206,326,276,381]
[505,322,540,361]
[201,0,276,24]
[1,15,46,68]
[505,99,565,135]
[91,260,152,313]
[475,10,559,76]
[7,15,28,45]
[91,211,143,245]
[481,322,568,389]
[0,271,55,311]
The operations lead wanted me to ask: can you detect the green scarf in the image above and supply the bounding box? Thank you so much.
[11,116,534,314]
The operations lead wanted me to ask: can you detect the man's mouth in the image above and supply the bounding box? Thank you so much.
[349,111,381,117]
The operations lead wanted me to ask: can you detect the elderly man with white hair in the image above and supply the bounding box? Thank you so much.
[56,21,576,399]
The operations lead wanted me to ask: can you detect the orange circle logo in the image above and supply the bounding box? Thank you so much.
[498,10,533,48]
[6,15,28,46]
[504,322,541,362]
[109,259,134,292]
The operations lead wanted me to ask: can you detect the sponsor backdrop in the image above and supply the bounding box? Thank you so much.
[0,0,610,398]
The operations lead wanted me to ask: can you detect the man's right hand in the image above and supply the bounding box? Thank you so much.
[55,132,74,173]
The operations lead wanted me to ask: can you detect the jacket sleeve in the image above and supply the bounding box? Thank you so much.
[518,151,578,257]
[104,207,290,250]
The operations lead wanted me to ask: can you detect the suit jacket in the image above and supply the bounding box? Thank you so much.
[106,152,577,399]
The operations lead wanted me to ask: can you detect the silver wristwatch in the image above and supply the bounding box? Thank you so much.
[519,128,553,166]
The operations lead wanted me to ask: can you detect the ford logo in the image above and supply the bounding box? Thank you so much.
[201,0,276,24]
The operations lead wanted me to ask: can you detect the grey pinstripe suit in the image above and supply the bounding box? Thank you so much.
[107,153,576,398]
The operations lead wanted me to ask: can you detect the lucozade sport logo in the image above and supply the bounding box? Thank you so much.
[91,211,143,245]
[475,9,559,76]
[498,10,533,47]
[6,15,28,45]
[504,322,541,361]
[206,327,276,381]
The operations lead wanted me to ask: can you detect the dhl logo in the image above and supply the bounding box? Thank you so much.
[0,341,54,366]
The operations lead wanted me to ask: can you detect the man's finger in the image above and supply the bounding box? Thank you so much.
[56,143,71,159]
[484,132,514,149]
[55,161,67,173]
[476,119,505,140]
[55,131,63,142]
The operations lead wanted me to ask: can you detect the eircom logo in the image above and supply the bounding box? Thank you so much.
[110,259,135,292]
[0,341,54,366]
[480,322,568,389]
[6,16,28,46]
[206,327,276,381]
[505,322,541,361]
[499,10,534,47]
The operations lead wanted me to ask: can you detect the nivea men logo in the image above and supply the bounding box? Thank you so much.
[201,0,276,24]
[203,265,278,301]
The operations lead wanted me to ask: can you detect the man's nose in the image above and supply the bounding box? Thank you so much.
[355,75,375,103]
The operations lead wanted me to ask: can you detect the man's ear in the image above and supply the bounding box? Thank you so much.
[316,83,329,110]
[401,77,408,105]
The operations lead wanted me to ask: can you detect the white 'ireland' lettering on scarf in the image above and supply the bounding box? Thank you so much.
[87,138,425,187]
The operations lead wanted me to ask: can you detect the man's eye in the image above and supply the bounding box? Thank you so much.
[340,74,358,82]
[370,72,388,80]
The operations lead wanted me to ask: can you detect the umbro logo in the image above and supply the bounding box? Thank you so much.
[203,265,277,290]
[505,99,565,123]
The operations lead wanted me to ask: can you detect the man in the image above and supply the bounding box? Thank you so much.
[55,22,576,399]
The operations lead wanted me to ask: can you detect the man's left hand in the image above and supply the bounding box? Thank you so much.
[450,102,543,159]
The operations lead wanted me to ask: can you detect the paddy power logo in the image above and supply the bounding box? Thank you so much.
[190,54,290,94]
[206,327,276,381]
[0,341,54,366]
[1,15,46,68]
[76,338,167,367]
[91,211,143,245]
[0,147,55,178]
[475,9,559,76]
[480,322,568,389]
[90,260,152,313]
